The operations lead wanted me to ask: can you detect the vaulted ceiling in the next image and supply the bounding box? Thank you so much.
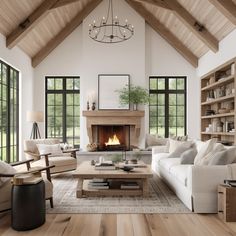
[0,0,235,68]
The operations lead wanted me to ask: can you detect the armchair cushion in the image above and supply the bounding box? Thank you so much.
[0,161,16,186]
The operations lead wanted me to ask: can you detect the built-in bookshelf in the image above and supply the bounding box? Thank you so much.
[201,57,236,145]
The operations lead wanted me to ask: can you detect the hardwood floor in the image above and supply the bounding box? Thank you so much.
[1,213,236,236]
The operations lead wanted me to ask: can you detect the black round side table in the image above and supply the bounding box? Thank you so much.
[11,180,45,231]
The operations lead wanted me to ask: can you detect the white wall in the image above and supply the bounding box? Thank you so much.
[197,29,236,77]
[145,25,199,139]
[33,0,201,150]
[0,34,34,159]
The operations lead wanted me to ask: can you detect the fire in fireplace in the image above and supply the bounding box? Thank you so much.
[97,125,130,151]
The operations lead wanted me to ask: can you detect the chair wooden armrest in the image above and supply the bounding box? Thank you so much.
[10,158,34,171]
[62,149,79,158]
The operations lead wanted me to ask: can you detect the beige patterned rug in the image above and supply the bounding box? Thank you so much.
[46,173,190,214]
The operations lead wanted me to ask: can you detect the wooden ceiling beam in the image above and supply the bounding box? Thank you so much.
[32,0,102,68]
[125,0,198,67]
[133,0,171,10]
[164,0,219,52]
[51,0,80,9]
[208,0,236,25]
[6,0,58,49]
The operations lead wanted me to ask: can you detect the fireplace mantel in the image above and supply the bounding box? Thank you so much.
[82,110,145,143]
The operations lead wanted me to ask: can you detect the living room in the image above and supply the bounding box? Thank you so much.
[0,0,236,235]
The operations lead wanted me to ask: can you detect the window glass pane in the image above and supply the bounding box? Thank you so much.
[169,127,177,137]
[169,78,176,90]
[169,116,176,127]
[150,117,156,127]
[150,127,157,135]
[158,106,165,116]
[158,79,165,90]
[157,127,165,137]
[177,78,185,90]
[158,94,165,105]
[47,94,54,105]
[67,106,73,116]
[158,117,165,126]
[177,117,184,127]
[47,79,54,90]
[149,106,157,116]
[55,94,62,105]
[74,108,80,117]
[74,79,80,90]
[55,79,63,90]
[149,94,157,105]
[177,106,185,116]
[169,106,176,116]
[74,94,80,105]
[177,127,185,136]
[169,94,176,105]
[177,94,185,105]
[66,79,74,90]
[67,94,73,105]
[150,79,157,90]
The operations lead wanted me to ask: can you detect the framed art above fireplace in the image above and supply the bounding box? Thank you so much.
[98,74,130,110]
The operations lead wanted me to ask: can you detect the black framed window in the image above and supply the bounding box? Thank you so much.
[45,77,80,147]
[0,60,19,163]
[149,77,187,137]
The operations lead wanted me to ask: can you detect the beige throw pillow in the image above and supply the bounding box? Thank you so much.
[145,134,167,147]
[197,143,225,165]
[168,139,193,154]
[194,139,217,165]
[36,143,63,157]
[208,147,236,165]
[0,160,16,186]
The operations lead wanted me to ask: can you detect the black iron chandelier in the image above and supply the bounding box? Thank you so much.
[89,0,134,43]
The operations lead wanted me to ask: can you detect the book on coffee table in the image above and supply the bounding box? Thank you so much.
[120,182,140,189]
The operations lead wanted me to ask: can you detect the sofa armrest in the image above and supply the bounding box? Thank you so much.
[152,146,168,155]
[187,165,229,193]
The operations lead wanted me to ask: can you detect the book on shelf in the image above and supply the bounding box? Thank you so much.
[120,182,140,190]
[90,178,107,183]
[88,184,109,190]
[88,182,109,186]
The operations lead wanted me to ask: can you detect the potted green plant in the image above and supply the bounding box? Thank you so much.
[116,84,149,110]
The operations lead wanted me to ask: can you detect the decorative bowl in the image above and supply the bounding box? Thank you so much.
[120,166,134,172]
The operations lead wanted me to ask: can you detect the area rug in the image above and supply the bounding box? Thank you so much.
[46,173,191,214]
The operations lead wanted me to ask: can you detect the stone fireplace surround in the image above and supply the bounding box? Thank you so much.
[82,110,145,149]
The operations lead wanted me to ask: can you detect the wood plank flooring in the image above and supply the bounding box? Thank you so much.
[1,213,236,236]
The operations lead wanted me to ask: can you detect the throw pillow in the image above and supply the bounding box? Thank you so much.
[194,139,217,165]
[0,160,16,186]
[145,134,167,147]
[180,148,198,164]
[197,143,225,165]
[208,147,236,165]
[170,135,188,141]
[36,143,63,157]
[168,143,194,158]
[168,139,193,153]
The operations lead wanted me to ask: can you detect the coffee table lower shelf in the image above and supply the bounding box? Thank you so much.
[76,179,146,198]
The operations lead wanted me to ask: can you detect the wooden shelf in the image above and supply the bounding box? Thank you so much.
[201,75,234,91]
[201,112,235,119]
[200,57,236,145]
[201,94,235,105]
[201,132,235,136]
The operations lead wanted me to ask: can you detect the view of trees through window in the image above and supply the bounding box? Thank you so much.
[0,60,19,163]
[46,77,80,147]
[149,77,186,137]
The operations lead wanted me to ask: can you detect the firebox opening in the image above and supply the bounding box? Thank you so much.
[97,125,130,151]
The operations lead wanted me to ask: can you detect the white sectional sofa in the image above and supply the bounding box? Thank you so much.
[151,141,236,213]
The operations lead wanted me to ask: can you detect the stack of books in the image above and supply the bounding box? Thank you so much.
[88,178,109,189]
[120,182,140,190]
[95,161,116,170]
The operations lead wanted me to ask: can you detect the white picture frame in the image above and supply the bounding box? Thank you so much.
[98,74,130,110]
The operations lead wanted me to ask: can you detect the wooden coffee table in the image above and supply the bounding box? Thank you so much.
[73,161,153,198]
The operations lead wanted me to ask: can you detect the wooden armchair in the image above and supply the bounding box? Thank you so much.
[0,158,54,212]
[24,139,78,174]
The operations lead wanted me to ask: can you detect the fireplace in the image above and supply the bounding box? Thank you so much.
[96,125,130,151]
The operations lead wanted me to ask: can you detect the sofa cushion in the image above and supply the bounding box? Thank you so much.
[0,161,16,186]
[194,139,217,165]
[159,158,181,172]
[169,165,191,186]
[48,156,77,167]
[180,148,197,164]
[152,153,170,165]
[208,147,236,165]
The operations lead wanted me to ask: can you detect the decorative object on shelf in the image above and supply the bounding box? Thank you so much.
[219,108,230,114]
[205,109,215,116]
[116,84,149,110]
[209,76,215,84]
[27,111,43,139]
[88,0,134,43]
[92,102,96,111]
[207,90,215,101]
[98,74,130,110]
[86,143,97,152]
[87,101,90,110]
